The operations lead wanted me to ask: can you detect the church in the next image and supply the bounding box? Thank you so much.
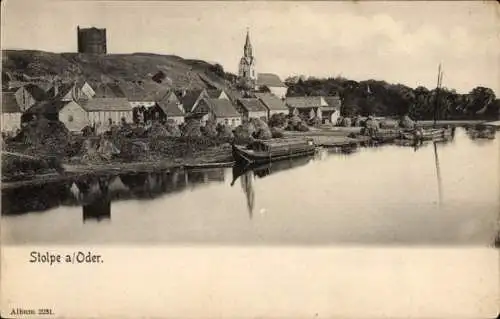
[237,30,288,99]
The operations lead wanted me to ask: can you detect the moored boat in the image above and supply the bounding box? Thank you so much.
[232,138,316,165]
[466,124,496,140]
[401,127,454,142]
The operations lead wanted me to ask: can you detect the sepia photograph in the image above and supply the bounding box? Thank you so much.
[1,0,498,317]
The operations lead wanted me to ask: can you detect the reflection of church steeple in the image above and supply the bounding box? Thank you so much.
[83,196,111,222]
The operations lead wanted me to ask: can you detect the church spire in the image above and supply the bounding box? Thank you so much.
[244,28,253,58]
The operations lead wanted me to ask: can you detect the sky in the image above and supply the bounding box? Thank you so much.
[1,0,499,94]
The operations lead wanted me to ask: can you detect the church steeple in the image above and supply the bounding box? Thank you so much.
[238,28,257,83]
[244,28,253,58]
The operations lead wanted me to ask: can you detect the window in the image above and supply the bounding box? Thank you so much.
[224,119,229,125]
[68,115,74,122]
[231,119,236,126]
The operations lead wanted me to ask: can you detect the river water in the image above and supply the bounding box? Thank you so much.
[2,128,499,246]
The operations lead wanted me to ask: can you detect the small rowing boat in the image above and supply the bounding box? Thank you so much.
[232,138,316,165]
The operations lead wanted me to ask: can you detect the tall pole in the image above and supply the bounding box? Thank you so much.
[433,63,442,127]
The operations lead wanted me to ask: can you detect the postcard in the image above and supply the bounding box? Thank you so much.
[1,1,499,318]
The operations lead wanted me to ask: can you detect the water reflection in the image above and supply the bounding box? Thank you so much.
[82,196,111,222]
[231,156,314,218]
[2,168,229,218]
[2,128,498,246]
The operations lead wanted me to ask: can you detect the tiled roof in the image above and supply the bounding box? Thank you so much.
[237,98,267,112]
[254,92,288,111]
[21,84,48,101]
[92,83,126,98]
[80,97,132,112]
[157,101,184,117]
[180,89,206,112]
[285,96,328,109]
[46,82,76,99]
[206,89,224,98]
[224,88,243,104]
[1,92,21,113]
[206,98,240,117]
[256,73,287,88]
[115,82,148,101]
[323,96,342,109]
[135,81,171,102]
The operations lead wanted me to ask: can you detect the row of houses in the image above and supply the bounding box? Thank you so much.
[1,78,342,134]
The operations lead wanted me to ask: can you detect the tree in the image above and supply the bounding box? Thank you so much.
[467,86,496,116]
[210,63,225,78]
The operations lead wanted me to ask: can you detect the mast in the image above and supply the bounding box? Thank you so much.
[433,63,444,127]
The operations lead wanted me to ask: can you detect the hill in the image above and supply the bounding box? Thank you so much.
[1,50,234,90]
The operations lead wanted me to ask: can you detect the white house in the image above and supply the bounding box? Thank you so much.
[236,98,268,121]
[323,96,342,125]
[1,92,22,134]
[255,73,288,99]
[26,99,89,132]
[285,96,329,119]
[156,101,185,125]
[194,98,242,127]
[81,97,133,126]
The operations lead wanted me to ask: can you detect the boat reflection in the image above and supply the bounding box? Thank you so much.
[230,157,313,218]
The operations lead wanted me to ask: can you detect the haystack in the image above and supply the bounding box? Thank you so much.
[380,119,398,129]
[250,118,272,140]
[364,117,380,130]
[217,125,234,139]
[148,122,171,137]
[202,120,218,138]
[268,113,288,128]
[234,121,257,141]
[97,138,120,161]
[182,119,203,138]
[341,117,352,127]
[81,139,101,163]
[336,116,344,126]
[165,120,181,137]
[399,115,416,129]
[353,117,364,127]
[271,127,285,138]
[288,115,302,128]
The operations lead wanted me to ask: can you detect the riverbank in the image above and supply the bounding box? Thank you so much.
[1,144,234,190]
[0,123,477,189]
